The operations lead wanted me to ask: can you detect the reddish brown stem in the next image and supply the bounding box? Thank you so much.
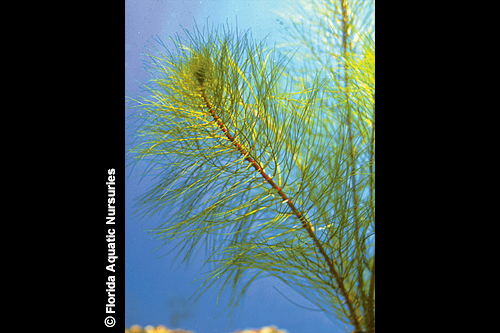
[200,90,360,330]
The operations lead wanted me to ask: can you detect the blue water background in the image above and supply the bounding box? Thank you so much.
[125,1,345,332]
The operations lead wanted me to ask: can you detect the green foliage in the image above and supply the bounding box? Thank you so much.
[127,1,374,332]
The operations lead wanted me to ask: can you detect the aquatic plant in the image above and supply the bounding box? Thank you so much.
[127,1,374,332]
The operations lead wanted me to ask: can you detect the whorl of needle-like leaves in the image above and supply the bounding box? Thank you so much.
[189,53,213,88]
[128,14,374,333]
